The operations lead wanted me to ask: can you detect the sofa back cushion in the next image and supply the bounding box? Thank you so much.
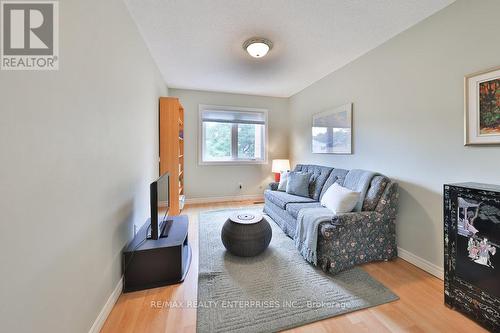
[292,164,392,211]
[293,164,333,200]
[362,175,390,211]
[319,169,390,211]
[319,168,349,200]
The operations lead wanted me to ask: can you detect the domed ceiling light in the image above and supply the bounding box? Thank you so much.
[243,38,273,58]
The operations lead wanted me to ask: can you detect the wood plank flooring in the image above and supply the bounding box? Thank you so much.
[101,201,487,333]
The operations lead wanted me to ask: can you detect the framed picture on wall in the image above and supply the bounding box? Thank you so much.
[312,103,352,154]
[465,66,500,145]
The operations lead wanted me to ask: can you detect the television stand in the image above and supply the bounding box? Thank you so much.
[146,219,173,239]
[123,215,191,292]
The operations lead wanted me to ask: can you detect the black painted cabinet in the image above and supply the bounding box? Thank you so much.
[444,183,500,332]
[122,215,191,292]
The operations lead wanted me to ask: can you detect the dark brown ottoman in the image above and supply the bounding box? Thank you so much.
[221,212,272,257]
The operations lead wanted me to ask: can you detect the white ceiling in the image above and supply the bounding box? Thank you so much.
[125,0,454,97]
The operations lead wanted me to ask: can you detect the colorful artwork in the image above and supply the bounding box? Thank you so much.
[465,67,500,145]
[479,78,500,135]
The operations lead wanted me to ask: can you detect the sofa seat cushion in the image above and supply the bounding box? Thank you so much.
[285,202,323,219]
[264,190,315,209]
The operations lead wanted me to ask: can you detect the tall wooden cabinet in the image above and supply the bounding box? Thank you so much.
[159,97,184,215]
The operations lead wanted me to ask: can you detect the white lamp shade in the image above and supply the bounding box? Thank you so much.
[246,42,270,58]
[272,159,290,173]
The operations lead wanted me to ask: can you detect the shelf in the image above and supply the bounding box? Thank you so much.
[159,97,184,216]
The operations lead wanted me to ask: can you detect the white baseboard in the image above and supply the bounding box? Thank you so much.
[89,277,123,333]
[397,247,443,280]
[185,194,264,205]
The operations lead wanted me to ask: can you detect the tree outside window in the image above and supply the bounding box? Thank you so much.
[200,107,267,164]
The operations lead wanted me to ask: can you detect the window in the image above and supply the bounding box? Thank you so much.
[199,105,267,164]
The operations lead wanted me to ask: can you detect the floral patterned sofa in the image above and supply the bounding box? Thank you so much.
[263,164,399,274]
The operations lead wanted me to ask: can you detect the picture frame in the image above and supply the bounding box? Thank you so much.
[465,66,500,145]
[312,103,352,154]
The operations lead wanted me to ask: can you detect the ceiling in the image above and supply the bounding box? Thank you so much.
[125,0,454,97]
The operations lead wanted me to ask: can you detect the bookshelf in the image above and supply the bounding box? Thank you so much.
[159,97,185,215]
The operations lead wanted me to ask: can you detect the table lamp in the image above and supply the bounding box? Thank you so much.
[271,159,290,182]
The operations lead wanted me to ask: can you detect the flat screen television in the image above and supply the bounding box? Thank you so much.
[149,173,172,240]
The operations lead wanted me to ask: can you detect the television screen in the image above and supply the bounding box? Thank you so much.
[149,173,169,239]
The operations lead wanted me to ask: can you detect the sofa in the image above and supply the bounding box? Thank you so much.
[263,164,399,274]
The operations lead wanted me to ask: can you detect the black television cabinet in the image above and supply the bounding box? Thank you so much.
[122,215,191,292]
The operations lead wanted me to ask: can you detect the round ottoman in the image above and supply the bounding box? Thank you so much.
[221,212,272,257]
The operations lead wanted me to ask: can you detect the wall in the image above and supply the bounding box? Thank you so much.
[169,89,289,201]
[0,1,167,332]
[288,0,500,270]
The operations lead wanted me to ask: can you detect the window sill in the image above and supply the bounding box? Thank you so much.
[199,160,268,166]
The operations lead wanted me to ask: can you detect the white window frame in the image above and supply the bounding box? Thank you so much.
[198,104,268,165]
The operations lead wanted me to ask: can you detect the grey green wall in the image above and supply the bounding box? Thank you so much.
[170,88,289,200]
[0,0,167,332]
[288,0,500,269]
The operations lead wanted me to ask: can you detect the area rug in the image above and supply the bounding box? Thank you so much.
[197,207,398,333]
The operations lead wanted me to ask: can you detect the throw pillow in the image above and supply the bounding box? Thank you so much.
[277,171,289,191]
[320,183,360,214]
[286,172,310,197]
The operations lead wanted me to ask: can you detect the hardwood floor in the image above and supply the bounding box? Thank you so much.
[101,201,486,333]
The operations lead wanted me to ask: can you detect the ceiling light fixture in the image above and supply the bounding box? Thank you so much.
[243,38,273,58]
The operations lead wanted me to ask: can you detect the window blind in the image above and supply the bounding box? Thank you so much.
[201,110,266,125]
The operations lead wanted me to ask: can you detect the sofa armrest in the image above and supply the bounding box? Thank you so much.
[320,211,383,240]
[267,182,279,191]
